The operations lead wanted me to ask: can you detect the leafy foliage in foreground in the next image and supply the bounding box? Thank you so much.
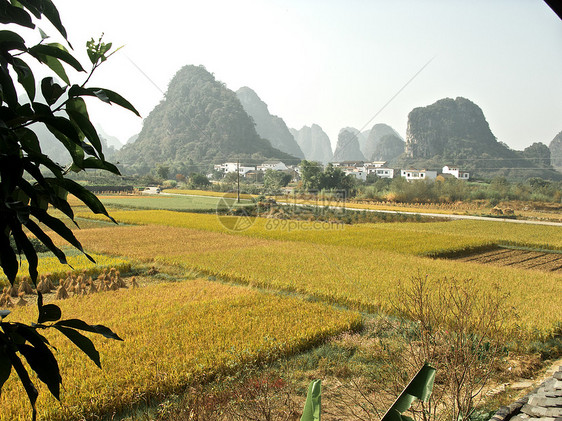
[0,0,138,418]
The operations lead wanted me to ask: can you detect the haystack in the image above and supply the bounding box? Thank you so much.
[45,276,55,290]
[8,283,19,297]
[55,285,68,300]
[16,293,27,306]
[1,295,14,308]
[89,281,98,294]
[18,279,34,295]
[37,277,50,294]
[131,277,139,289]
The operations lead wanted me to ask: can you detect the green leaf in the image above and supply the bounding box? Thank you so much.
[40,117,85,166]
[0,228,18,285]
[0,344,12,391]
[0,64,18,108]
[38,27,48,40]
[9,222,38,283]
[0,30,26,51]
[29,51,69,85]
[96,88,140,116]
[40,77,66,106]
[37,304,62,323]
[15,127,41,156]
[301,379,321,421]
[23,219,68,266]
[17,342,61,400]
[381,363,436,421]
[12,57,35,101]
[38,0,68,40]
[0,2,34,29]
[6,349,38,416]
[29,207,95,263]
[54,326,101,368]
[0,310,11,319]
[65,97,103,158]
[52,178,116,223]
[79,157,120,175]
[41,116,81,145]
[68,86,140,116]
[55,319,123,341]
[29,43,84,72]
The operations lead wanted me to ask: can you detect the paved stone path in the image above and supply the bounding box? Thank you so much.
[490,360,562,421]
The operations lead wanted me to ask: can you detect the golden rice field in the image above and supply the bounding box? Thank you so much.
[74,209,562,253]
[0,253,131,287]
[67,224,562,338]
[165,188,256,199]
[0,279,360,420]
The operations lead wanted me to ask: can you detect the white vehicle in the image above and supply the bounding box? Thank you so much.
[142,186,161,194]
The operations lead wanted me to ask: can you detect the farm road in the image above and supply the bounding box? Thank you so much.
[161,192,562,227]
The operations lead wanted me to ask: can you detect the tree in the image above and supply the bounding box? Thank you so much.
[320,163,355,192]
[188,172,211,189]
[263,169,291,193]
[155,164,170,180]
[0,1,139,419]
[523,142,551,168]
[299,160,323,191]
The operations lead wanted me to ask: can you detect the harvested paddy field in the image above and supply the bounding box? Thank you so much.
[451,247,562,272]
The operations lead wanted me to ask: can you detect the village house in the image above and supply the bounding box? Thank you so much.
[368,167,394,178]
[400,169,438,181]
[331,160,365,168]
[442,165,470,180]
[365,161,388,169]
[343,167,367,181]
[257,160,288,171]
[214,162,256,175]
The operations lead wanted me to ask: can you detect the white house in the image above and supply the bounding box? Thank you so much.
[257,161,288,171]
[344,168,367,181]
[214,162,256,175]
[400,169,437,181]
[331,160,365,168]
[365,161,388,169]
[442,165,470,180]
[368,168,394,178]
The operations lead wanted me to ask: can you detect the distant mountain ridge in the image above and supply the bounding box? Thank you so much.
[398,97,561,180]
[333,128,366,162]
[118,65,298,174]
[290,124,333,163]
[550,131,562,171]
[361,123,403,161]
[236,87,304,159]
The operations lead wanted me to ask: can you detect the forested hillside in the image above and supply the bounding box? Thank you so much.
[118,65,298,174]
[398,97,561,180]
[236,87,304,159]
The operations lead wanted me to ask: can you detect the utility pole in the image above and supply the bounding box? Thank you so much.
[237,159,240,203]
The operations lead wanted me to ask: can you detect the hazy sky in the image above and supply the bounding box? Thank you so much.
[52,0,561,151]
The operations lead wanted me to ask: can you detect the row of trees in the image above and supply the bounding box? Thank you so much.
[358,176,562,204]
